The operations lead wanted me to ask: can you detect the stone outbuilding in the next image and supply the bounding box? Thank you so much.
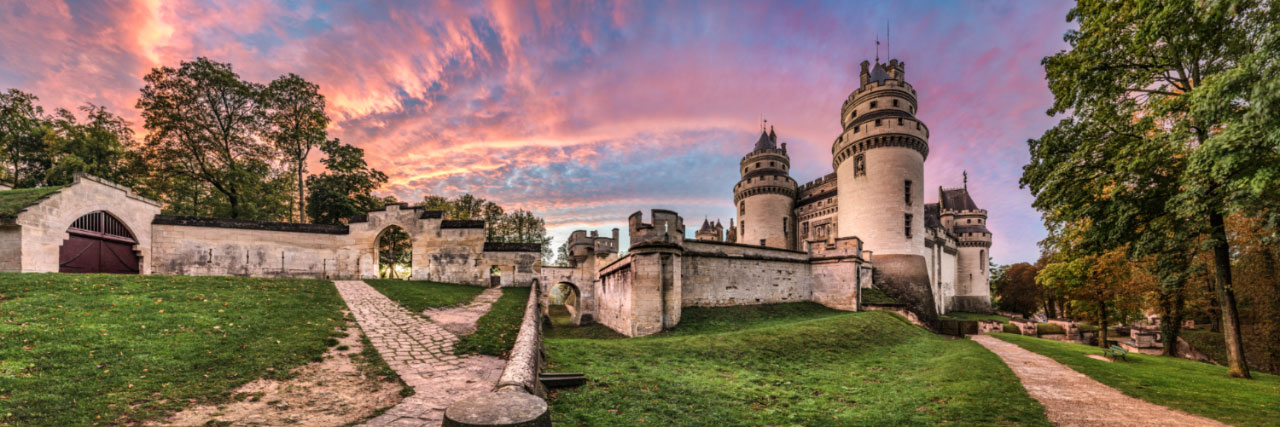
[0,174,541,286]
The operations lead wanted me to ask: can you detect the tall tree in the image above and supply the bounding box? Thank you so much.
[994,263,1041,317]
[1024,0,1260,377]
[44,104,136,186]
[305,138,388,225]
[263,74,328,223]
[0,89,51,188]
[137,57,269,219]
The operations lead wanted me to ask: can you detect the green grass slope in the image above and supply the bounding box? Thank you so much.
[0,273,347,426]
[454,287,531,357]
[992,332,1280,427]
[364,279,484,313]
[546,304,1050,426]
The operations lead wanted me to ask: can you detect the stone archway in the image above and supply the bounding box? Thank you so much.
[58,210,140,274]
[375,225,412,279]
[549,282,585,325]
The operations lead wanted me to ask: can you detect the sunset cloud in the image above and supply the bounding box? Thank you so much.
[0,0,1075,263]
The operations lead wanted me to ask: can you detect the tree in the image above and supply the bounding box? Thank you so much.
[420,193,553,261]
[0,89,52,188]
[137,57,270,219]
[44,104,136,186]
[305,138,388,225]
[553,239,572,267]
[263,74,328,223]
[1039,238,1150,348]
[1024,0,1262,377]
[994,263,1041,317]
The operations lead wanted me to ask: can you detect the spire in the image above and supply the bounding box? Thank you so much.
[963,171,968,190]
[769,125,776,143]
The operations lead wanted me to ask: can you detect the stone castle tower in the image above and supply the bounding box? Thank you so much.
[832,58,938,319]
[733,127,797,250]
[938,183,993,311]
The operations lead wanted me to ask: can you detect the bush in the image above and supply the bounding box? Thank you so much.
[1003,323,1022,334]
[1037,323,1065,335]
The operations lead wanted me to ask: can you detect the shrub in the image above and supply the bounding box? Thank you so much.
[1037,323,1065,335]
[1003,323,1022,334]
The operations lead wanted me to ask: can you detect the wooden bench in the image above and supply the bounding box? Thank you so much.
[1103,345,1129,361]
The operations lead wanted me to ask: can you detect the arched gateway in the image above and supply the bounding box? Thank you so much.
[59,211,140,274]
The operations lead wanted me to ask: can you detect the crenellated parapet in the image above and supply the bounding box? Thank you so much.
[628,209,685,252]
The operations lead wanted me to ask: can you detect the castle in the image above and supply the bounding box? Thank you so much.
[549,57,993,336]
[1,57,991,339]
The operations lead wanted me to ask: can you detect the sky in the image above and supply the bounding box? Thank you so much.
[0,0,1076,264]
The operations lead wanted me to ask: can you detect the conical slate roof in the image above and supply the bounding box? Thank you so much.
[869,62,892,84]
[753,130,775,150]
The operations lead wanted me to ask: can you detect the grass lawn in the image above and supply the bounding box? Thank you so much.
[0,186,63,220]
[0,273,347,426]
[991,332,1280,426]
[546,304,1050,426]
[544,305,625,340]
[859,287,899,305]
[453,287,531,357]
[940,311,1011,324]
[363,279,484,313]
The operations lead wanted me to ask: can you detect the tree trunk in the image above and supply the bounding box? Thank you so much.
[297,166,306,223]
[1209,211,1251,378]
[1158,253,1189,357]
[1098,299,1108,349]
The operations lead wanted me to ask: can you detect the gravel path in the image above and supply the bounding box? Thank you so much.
[334,280,504,426]
[970,335,1226,427]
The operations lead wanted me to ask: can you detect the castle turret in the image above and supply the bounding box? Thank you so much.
[939,185,993,312]
[733,126,797,249]
[833,58,937,322]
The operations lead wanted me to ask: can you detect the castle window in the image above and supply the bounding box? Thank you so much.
[904,214,913,238]
[802,222,809,238]
[851,110,857,119]
[854,154,866,177]
[870,101,878,109]
[740,202,745,215]
[898,118,903,125]
[769,161,774,167]
[875,119,882,126]
[905,180,912,205]
[755,162,760,168]
[893,99,899,107]
[854,125,859,132]
[783,218,788,237]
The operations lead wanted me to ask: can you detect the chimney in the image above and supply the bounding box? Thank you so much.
[859,60,871,87]
[611,228,619,242]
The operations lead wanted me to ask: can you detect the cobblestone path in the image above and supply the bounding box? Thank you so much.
[970,335,1226,427]
[334,281,504,426]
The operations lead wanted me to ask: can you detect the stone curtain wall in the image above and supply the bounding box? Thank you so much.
[594,257,636,336]
[150,222,362,278]
[3,175,161,273]
[680,241,813,307]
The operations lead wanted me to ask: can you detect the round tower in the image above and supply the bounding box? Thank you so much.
[733,127,797,250]
[833,58,937,320]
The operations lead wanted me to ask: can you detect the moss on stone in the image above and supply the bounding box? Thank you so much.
[0,186,63,220]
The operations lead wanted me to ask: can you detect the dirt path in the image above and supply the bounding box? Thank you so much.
[424,287,503,335]
[334,280,504,426]
[970,335,1227,427]
[153,314,404,426]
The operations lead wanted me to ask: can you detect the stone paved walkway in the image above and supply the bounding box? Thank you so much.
[970,335,1227,427]
[424,287,503,335]
[334,281,504,426]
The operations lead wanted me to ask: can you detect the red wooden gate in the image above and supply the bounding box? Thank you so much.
[58,211,139,274]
